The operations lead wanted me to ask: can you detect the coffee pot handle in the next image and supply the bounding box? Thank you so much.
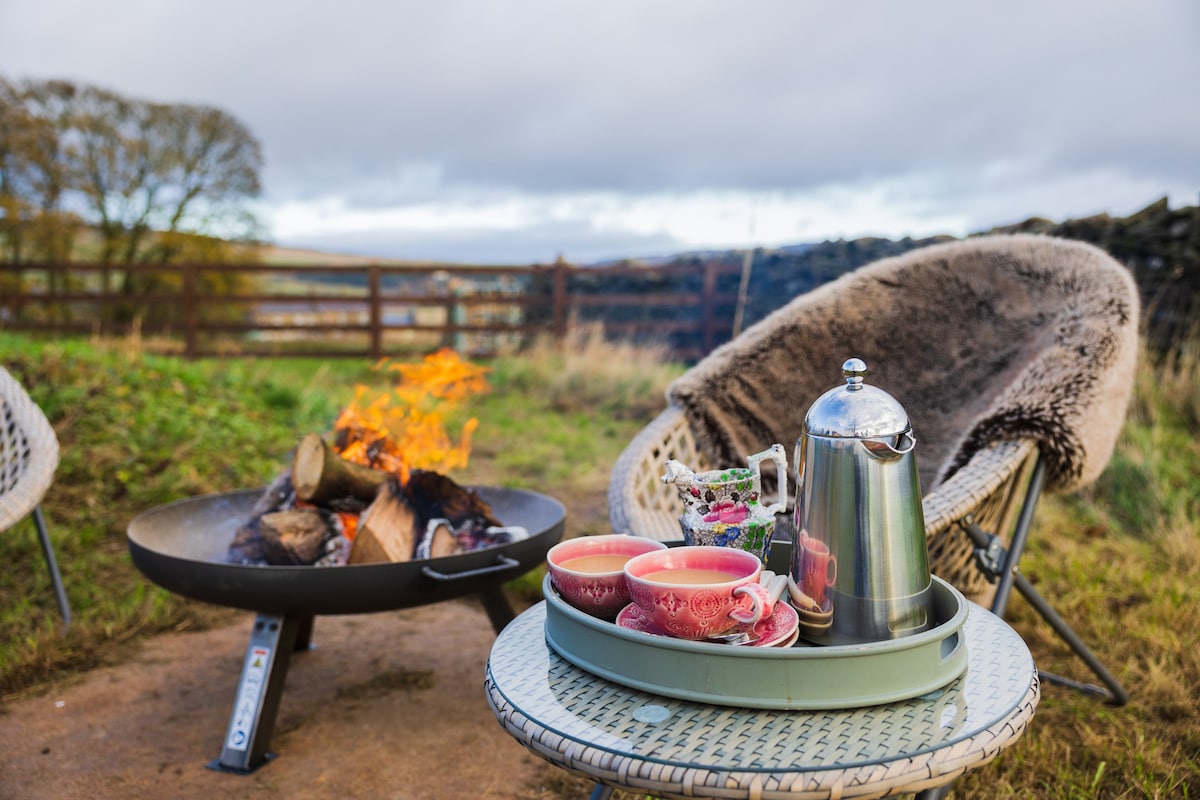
[747,443,788,516]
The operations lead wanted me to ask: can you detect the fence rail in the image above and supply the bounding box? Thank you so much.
[1,261,744,360]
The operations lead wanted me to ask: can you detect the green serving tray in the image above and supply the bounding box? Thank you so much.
[542,570,969,710]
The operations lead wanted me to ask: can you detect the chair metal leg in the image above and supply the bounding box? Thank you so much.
[988,460,1045,618]
[961,459,1127,706]
[33,506,71,627]
[1008,571,1128,704]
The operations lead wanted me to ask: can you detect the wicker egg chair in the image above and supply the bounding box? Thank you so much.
[609,234,1139,704]
[1,365,71,626]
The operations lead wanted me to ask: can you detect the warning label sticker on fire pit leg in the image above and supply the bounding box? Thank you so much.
[226,646,271,752]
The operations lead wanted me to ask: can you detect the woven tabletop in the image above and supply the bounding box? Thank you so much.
[486,602,1038,800]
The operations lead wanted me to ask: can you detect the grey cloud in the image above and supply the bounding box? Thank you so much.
[2,0,1197,257]
[282,218,687,266]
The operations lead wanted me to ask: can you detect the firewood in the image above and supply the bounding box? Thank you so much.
[258,509,331,565]
[250,470,296,515]
[348,478,418,564]
[415,519,463,560]
[427,522,460,558]
[226,523,267,564]
[405,470,502,530]
[292,432,390,505]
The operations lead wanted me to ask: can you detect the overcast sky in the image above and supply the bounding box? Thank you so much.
[2,1,1197,264]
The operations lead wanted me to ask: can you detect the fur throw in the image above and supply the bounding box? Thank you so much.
[667,234,1140,494]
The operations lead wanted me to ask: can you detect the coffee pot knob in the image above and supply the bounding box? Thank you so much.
[842,358,867,390]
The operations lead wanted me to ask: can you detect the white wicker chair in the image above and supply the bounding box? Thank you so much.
[1,365,71,626]
[610,235,1139,705]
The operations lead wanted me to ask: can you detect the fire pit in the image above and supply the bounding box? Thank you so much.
[127,349,566,772]
[127,484,564,773]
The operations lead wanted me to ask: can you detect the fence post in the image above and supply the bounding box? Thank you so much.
[553,261,568,342]
[182,264,198,359]
[702,260,718,355]
[368,265,382,360]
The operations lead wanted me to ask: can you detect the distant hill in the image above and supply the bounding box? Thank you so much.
[260,245,459,267]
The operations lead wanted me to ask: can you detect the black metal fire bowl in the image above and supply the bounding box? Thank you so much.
[125,485,565,774]
[127,486,565,616]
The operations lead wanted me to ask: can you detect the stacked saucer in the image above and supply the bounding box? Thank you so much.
[616,600,800,648]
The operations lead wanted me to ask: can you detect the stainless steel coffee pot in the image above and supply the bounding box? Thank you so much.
[790,357,934,645]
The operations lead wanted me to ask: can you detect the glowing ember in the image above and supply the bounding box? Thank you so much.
[337,512,359,541]
[331,349,490,485]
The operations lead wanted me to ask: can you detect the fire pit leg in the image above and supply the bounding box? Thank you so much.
[294,615,315,651]
[477,585,517,635]
[209,613,303,774]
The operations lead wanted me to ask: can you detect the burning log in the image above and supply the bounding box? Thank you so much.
[292,432,389,505]
[348,478,419,564]
[228,458,527,567]
[227,350,524,567]
[420,522,459,559]
[346,471,508,565]
[259,509,333,565]
[226,472,296,563]
[405,470,504,538]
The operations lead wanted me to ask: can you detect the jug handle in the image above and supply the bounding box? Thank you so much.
[747,443,788,516]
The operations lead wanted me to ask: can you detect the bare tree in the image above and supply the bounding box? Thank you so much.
[1,76,264,266]
[69,86,171,266]
[0,78,81,265]
[2,76,266,327]
[147,102,264,261]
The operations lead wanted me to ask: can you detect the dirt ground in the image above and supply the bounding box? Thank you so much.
[0,597,594,800]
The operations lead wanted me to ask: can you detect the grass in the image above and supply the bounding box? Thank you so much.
[963,343,1200,800]
[0,328,675,697]
[1,328,1197,798]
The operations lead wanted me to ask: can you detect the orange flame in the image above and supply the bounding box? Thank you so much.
[331,349,490,485]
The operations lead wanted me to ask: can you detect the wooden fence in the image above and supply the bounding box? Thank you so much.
[0,261,745,361]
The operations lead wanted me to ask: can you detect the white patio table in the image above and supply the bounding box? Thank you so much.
[486,600,1038,799]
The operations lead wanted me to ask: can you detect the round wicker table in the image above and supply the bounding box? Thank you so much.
[486,602,1039,800]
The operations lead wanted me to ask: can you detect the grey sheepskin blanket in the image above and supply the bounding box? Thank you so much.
[667,234,1140,494]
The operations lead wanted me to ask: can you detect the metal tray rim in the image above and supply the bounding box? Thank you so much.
[543,573,968,659]
[542,573,970,709]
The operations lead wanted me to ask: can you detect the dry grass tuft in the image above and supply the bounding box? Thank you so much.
[506,323,684,421]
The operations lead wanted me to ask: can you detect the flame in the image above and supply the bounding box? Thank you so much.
[338,512,359,541]
[330,348,490,485]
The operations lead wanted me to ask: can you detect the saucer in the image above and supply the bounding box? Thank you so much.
[775,628,801,648]
[616,600,800,648]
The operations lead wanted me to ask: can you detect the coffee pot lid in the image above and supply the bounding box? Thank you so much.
[803,358,910,438]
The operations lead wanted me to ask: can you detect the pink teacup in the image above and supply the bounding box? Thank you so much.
[547,534,668,618]
[623,545,771,639]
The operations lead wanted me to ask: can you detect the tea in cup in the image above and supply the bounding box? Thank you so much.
[547,534,668,618]
[623,545,771,639]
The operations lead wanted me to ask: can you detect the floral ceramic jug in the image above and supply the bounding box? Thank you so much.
[661,444,788,560]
